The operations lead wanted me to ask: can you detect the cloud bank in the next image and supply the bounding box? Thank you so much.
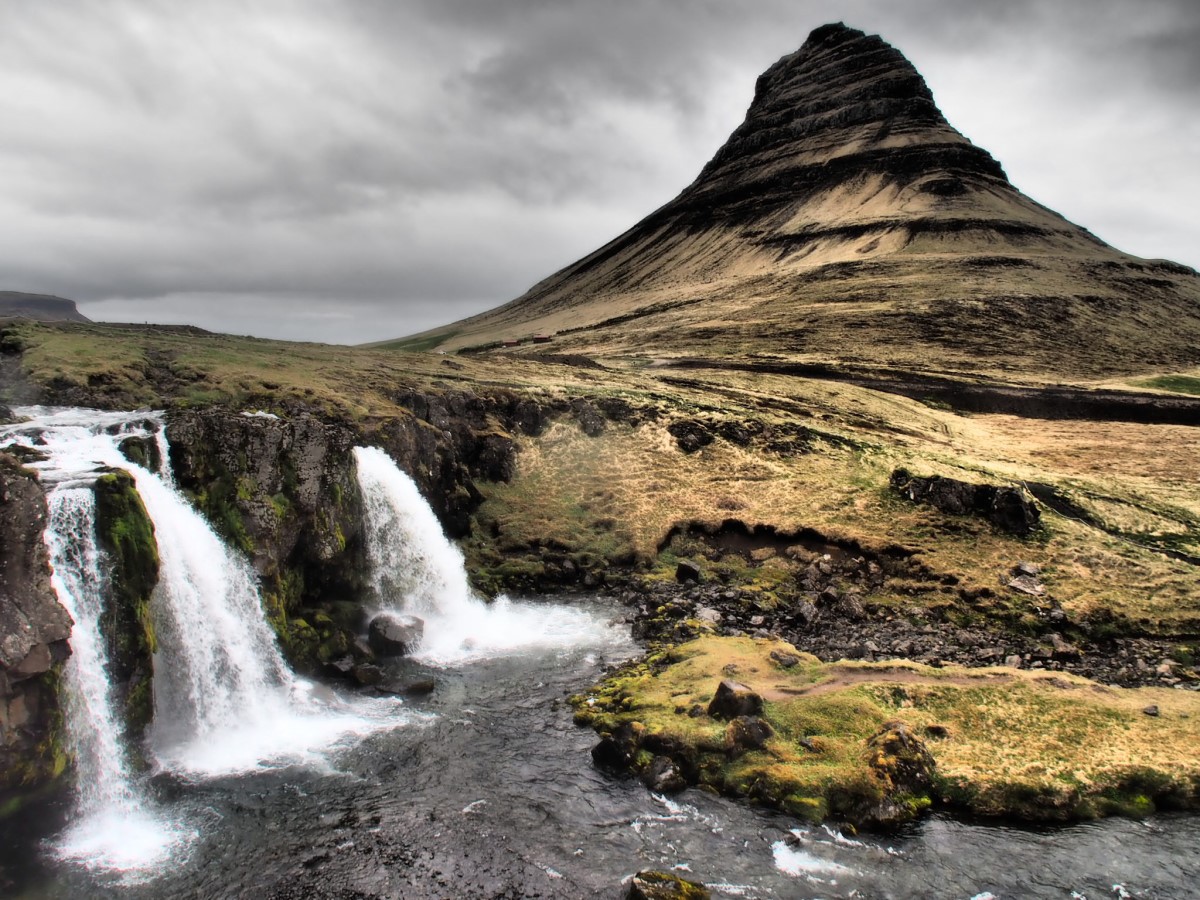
[1,0,1196,343]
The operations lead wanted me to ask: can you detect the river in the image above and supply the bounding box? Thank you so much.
[3,617,1198,898]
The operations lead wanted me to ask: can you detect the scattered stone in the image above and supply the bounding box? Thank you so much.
[725,715,774,755]
[769,649,801,668]
[792,600,819,627]
[1015,561,1042,577]
[695,607,722,624]
[924,724,951,739]
[627,869,711,899]
[1007,575,1045,597]
[1143,705,1160,717]
[367,613,425,657]
[707,680,763,719]
[676,560,702,584]
[1005,655,1023,668]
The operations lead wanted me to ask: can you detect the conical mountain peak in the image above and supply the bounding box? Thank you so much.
[411,24,1200,378]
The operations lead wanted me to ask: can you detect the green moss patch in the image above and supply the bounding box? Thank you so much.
[573,636,1200,827]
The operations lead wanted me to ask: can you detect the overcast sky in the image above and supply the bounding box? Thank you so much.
[1,0,1196,344]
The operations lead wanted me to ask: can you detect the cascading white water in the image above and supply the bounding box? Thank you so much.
[1,408,413,874]
[44,488,193,873]
[353,445,625,665]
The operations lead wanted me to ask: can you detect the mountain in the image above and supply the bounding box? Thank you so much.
[0,291,90,323]
[401,23,1200,379]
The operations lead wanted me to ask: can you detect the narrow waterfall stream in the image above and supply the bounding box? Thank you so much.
[354,444,624,665]
[44,488,193,873]
[1,409,1197,898]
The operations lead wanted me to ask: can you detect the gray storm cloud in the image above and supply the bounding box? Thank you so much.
[0,0,1196,344]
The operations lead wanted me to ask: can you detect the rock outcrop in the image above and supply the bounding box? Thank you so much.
[0,455,72,809]
[890,468,1041,535]
[412,23,1200,378]
[0,292,89,323]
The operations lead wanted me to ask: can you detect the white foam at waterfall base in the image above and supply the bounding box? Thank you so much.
[354,445,628,667]
[44,488,194,876]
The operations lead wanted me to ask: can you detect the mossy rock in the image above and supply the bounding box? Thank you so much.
[92,469,160,741]
[627,870,710,899]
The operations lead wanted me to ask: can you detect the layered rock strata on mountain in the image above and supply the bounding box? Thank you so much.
[420,23,1200,377]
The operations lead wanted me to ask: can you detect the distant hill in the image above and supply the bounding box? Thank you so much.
[0,292,90,323]
[397,22,1200,379]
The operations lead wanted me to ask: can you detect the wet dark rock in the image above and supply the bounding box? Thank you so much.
[675,560,702,584]
[379,678,437,698]
[368,613,425,657]
[890,468,1040,535]
[353,664,384,686]
[117,434,162,473]
[707,680,763,720]
[326,655,355,677]
[725,715,774,755]
[592,722,644,771]
[642,755,687,793]
[627,869,711,899]
[0,454,73,807]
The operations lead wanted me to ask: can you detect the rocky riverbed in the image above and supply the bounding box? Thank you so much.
[609,574,1199,692]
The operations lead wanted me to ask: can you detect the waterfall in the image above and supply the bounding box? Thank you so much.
[353,445,624,666]
[1,408,411,874]
[45,488,193,873]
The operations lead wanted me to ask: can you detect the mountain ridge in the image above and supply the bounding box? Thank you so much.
[395,22,1200,379]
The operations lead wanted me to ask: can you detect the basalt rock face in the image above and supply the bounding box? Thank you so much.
[0,455,72,808]
[167,410,372,672]
[421,23,1200,378]
[0,292,89,324]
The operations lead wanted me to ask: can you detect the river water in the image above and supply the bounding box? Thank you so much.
[3,622,1198,899]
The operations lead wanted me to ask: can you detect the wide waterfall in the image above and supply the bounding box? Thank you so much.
[353,445,624,665]
[1,409,409,874]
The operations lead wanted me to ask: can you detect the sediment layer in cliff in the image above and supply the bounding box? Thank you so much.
[407,23,1200,378]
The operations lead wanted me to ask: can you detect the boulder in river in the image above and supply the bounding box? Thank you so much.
[367,612,424,657]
